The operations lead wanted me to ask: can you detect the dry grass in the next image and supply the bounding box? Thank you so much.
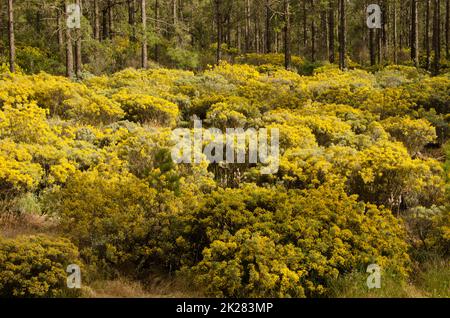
[83,276,202,298]
[0,212,58,238]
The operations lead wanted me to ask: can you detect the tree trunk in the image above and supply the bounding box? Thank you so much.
[75,0,82,78]
[446,0,449,58]
[7,0,15,73]
[0,1,3,43]
[128,0,136,40]
[377,28,382,65]
[370,29,376,66]
[320,10,328,61]
[173,0,177,27]
[381,0,388,62]
[426,0,431,70]
[102,8,109,40]
[155,0,160,62]
[245,0,250,53]
[393,0,398,64]
[311,0,316,62]
[328,0,335,63]
[94,0,100,40]
[108,0,113,39]
[141,0,148,68]
[215,0,222,64]
[65,2,74,77]
[303,0,308,48]
[410,0,419,67]
[57,6,64,48]
[265,0,271,53]
[284,0,291,69]
[433,0,441,75]
[338,0,346,69]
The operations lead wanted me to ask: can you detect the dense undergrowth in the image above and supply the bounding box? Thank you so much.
[0,58,448,297]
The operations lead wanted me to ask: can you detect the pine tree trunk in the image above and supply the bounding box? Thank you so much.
[381,0,388,62]
[393,0,398,64]
[338,0,346,69]
[410,0,419,67]
[370,28,376,66]
[173,0,178,27]
[303,0,308,48]
[94,0,100,40]
[155,0,160,62]
[328,0,335,63]
[65,2,74,77]
[311,0,316,62]
[265,0,271,53]
[128,0,136,40]
[426,0,431,70]
[284,0,291,69]
[433,0,441,75]
[102,8,109,40]
[0,1,3,43]
[215,0,222,64]
[245,0,250,53]
[141,0,148,68]
[446,0,449,58]
[7,0,15,73]
[108,0,113,40]
[320,10,328,61]
[57,6,64,49]
[75,0,82,78]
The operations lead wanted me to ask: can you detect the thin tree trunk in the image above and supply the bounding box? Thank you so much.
[57,6,64,48]
[173,0,177,27]
[155,0,160,62]
[303,0,308,48]
[311,0,316,62]
[393,0,398,64]
[284,0,291,69]
[370,28,376,65]
[128,0,136,40]
[75,0,82,78]
[377,28,382,65]
[381,0,388,62]
[7,0,15,73]
[108,0,113,39]
[446,0,449,58]
[320,10,328,61]
[245,0,250,53]
[265,0,271,53]
[433,0,441,75]
[338,0,346,69]
[328,0,335,63]
[65,2,74,77]
[141,0,148,68]
[215,0,222,64]
[426,0,431,70]
[94,0,100,40]
[0,1,3,43]
[411,0,419,67]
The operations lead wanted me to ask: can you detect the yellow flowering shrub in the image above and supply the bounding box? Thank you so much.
[0,235,81,297]
[381,117,437,155]
[185,183,409,297]
[0,140,44,192]
[113,90,179,127]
